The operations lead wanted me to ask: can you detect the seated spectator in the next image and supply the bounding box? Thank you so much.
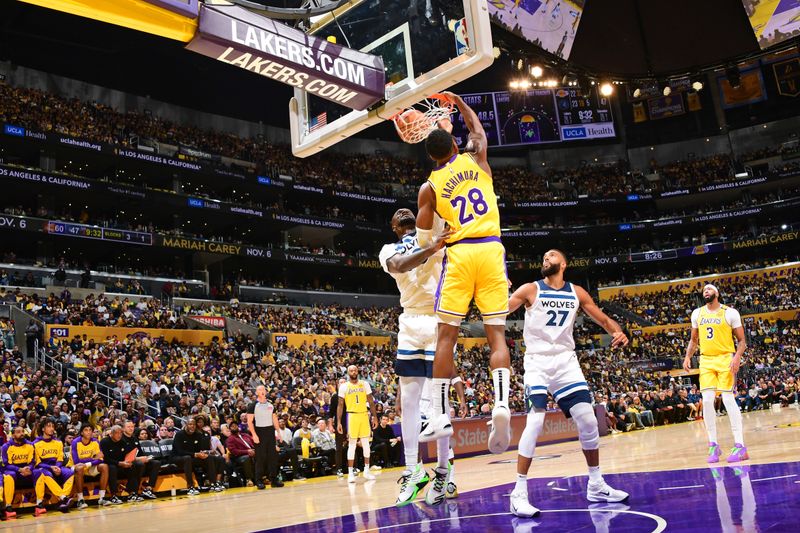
[121,420,159,499]
[310,418,336,468]
[100,425,144,504]
[371,415,401,467]
[225,423,256,487]
[170,417,222,494]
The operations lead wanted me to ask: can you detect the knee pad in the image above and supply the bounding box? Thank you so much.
[570,402,599,450]
[347,439,357,461]
[518,410,545,458]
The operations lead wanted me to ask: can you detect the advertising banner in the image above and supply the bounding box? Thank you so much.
[189,316,226,329]
[186,5,385,110]
[46,325,222,344]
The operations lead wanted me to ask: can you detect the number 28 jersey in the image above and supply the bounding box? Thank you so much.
[427,153,500,243]
[523,280,579,356]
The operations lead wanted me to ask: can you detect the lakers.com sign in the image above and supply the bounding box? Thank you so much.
[186,4,385,110]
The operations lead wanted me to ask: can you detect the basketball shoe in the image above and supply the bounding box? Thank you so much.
[587,480,629,503]
[419,413,453,442]
[707,442,721,463]
[424,467,449,506]
[488,405,512,454]
[396,464,429,507]
[726,444,749,463]
[509,490,541,518]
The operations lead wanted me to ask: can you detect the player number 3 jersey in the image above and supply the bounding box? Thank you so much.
[427,153,501,243]
[691,305,741,356]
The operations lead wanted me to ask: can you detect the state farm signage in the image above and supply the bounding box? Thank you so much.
[186,5,385,110]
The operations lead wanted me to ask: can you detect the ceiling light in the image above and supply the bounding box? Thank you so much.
[599,82,613,96]
[531,65,543,78]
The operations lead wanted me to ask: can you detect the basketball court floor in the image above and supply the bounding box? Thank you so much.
[13,408,800,532]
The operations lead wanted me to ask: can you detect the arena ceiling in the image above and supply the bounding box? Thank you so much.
[0,0,768,126]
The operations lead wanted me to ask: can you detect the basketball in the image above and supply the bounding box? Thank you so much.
[394,108,425,143]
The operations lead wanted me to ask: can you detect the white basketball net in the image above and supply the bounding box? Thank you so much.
[392,96,455,144]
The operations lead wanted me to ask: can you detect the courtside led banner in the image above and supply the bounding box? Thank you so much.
[186,5,385,111]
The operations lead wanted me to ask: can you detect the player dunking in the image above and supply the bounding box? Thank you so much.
[378,208,454,506]
[337,365,378,483]
[683,284,749,463]
[417,92,513,472]
[508,250,629,518]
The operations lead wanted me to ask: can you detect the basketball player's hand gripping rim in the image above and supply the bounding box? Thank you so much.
[610,331,628,348]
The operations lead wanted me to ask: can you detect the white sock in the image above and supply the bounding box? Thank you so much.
[349,467,355,475]
[721,392,745,445]
[492,368,510,408]
[702,390,718,442]
[588,466,603,484]
[437,435,450,469]
[364,463,370,472]
[515,473,527,493]
[98,490,105,499]
[448,461,456,484]
[432,378,450,417]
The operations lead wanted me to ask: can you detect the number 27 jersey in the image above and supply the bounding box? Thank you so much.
[523,280,579,356]
[427,153,501,243]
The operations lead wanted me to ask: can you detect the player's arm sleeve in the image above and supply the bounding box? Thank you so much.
[1,444,18,473]
[71,439,81,466]
[338,383,347,397]
[690,309,700,329]
[364,382,372,395]
[726,308,743,329]
[378,245,399,274]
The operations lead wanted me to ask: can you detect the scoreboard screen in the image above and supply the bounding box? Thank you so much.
[554,87,615,140]
[495,89,561,145]
[450,87,615,148]
[450,93,499,147]
[46,221,153,246]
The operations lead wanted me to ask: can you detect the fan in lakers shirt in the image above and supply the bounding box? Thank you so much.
[683,284,749,464]
[34,417,75,513]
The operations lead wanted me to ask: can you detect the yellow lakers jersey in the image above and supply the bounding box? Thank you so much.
[340,380,370,413]
[697,305,735,356]
[34,437,64,466]
[427,154,501,243]
[71,439,101,467]
[2,441,35,467]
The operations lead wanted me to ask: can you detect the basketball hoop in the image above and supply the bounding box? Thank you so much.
[392,94,456,144]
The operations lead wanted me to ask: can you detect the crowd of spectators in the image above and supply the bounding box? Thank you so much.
[4,82,795,205]
[6,291,187,329]
[605,272,800,325]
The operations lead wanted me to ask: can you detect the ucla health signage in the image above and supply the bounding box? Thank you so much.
[186,4,385,110]
[560,123,616,141]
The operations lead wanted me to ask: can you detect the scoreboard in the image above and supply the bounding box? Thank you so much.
[450,87,615,147]
[46,221,153,245]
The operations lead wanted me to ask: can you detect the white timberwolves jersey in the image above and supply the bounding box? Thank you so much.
[523,280,579,356]
[378,217,445,312]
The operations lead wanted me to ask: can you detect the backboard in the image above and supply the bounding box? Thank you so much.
[289,0,494,158]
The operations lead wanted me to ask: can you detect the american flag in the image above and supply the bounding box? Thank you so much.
[308,112,327,132]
